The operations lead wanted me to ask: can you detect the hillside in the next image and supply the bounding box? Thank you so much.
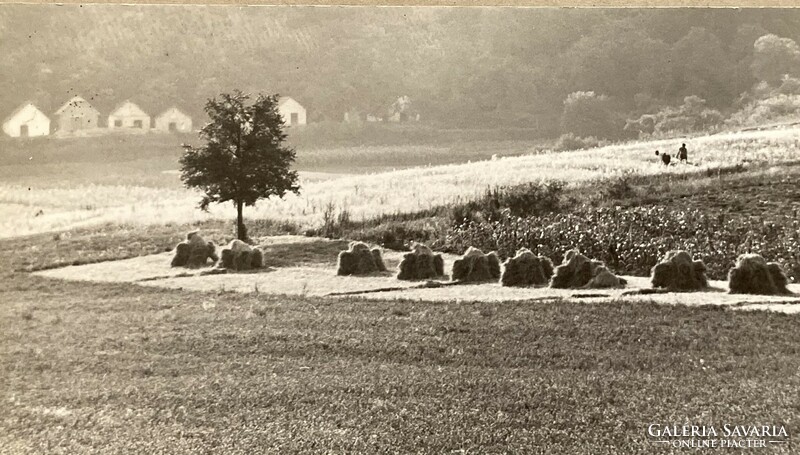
[2,6,800,134]
[1,125,798,239]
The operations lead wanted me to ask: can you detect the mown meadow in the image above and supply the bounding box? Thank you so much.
[1,223,799,454]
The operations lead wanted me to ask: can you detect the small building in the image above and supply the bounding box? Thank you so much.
[387,95,418,123]
[108,101,151,130]
[2,102,51,138]
[277,96,307,126]
[154,107,192,133]
[55,96,100,133]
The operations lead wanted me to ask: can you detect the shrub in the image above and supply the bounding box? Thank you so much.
[602,176,636,200]
[626,95,723,137]
[450,180,565,225]
[554,133,602,151]
[726,94,800,127]
[560,91,620,140]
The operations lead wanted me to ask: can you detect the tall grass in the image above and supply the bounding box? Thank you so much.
[2,127,800,239]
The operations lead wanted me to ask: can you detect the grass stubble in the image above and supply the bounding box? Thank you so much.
[1,224,798,454]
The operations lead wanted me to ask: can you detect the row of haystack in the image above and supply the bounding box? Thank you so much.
[173,232,792,296]
[171,232,264,272]
[650,250,791,295]
[336,242,627,289]
[337,241,792,295]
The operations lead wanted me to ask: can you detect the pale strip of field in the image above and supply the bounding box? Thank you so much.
[35,244,800,314]
[5,127,800,239]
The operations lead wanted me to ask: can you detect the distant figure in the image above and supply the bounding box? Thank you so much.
[678,143,688,163]
[655,150,671,166]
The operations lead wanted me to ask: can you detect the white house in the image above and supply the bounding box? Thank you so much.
[277,96,307,126]
[108,101,151,130]
[2,103,50,138]
[54,96,100,133]
[154,107,192,133]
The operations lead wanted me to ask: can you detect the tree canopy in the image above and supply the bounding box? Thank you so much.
[180,91,299,240]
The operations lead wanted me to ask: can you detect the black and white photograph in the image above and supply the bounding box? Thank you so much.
[1,3,799,453]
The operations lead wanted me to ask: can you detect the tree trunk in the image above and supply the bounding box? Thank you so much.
[236,200,247,241]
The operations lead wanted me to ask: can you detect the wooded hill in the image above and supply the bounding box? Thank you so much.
[2,6,800,137]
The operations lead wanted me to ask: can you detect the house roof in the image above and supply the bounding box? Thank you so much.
[155,106,191,120]
[55,96,100,116]
[3,102,47,126]
[109,100,150,118]
[278,96,304,109]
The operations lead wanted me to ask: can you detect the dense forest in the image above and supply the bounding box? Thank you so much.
[2,6,800,138]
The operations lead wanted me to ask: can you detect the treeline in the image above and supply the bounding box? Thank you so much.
[2,6,800,138]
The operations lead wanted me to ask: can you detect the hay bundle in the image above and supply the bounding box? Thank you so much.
[337,241,387,276]
[550,249,626,289]
[650,250,708,291]
[728,254,791,295]
[586,266,627,288]
[500,248,554,287]
[219,239,264,271]
[171,231,217,268]
[451,247,501,283]
[397,243,445,280]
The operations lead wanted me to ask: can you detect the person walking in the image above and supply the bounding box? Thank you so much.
[678,143,688,163]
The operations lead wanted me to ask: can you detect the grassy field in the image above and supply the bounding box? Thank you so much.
[2,126,799,239]
[1,226,798,453]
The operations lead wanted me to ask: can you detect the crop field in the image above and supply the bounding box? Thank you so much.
[1,127,799,239]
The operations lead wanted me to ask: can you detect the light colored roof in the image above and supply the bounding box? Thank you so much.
[278,96,303,108]
[3,102,46,126]
[55,96,99,116]
[155,107,190,120]
[109,100,150,118]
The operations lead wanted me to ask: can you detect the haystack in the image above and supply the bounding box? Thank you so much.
[219,239,264,271]
[171,231,218,268]
[728,254,791,295]
[397,243,445,280]
[337,241,387,276]
[500,248,554,287]
[550,249,626,289]
[452,247,501,283]
[650,250,708,291]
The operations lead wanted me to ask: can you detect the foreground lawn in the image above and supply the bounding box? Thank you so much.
[1,227,799,453]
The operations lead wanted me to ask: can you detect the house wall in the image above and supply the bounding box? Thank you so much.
[278,99,307,126]
[3,106,50,137]
[57,112,99,132]
[154,110,192,132]
[108,115,151,130]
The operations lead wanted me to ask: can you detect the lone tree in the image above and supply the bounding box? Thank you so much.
[180,91,300,241]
